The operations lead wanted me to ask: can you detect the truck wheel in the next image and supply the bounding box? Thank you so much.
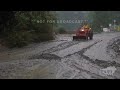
[85,36,88,40]
[90,36,93,40]
[73,37,75,41]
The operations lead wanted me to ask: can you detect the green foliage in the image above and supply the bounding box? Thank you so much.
[32,23,55,42]
[32,33,54,42]
[0,11,57,48]
[58,27,67,34]
[89,11,120,32]
[4,31,32,48]
[0,11,17,36]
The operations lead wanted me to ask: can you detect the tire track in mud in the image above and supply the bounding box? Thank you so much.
[71,64,107,79]
[64,40,101,58]
[29,41,81,60]
[61,40,120,79]
[42,41,81,54]
[106,36,120,59]
[64,40,120,68]
[29,38,120,79]
[29,53,61,61]
[58,40,103,79]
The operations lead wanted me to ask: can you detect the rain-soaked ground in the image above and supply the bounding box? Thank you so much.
[0,32,120,79]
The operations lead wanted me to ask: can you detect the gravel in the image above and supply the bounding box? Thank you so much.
[0,59,60,79]
[107,36,120,59]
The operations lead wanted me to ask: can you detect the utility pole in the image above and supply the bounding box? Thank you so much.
[114,20,116,30]
[100,25,103,31]
[109,24,112,32]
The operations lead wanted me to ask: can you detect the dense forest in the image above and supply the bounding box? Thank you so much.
[88,11,120,32]
[0,11,56,48]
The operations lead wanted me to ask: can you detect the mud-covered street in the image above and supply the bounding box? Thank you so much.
[0,32,120,79]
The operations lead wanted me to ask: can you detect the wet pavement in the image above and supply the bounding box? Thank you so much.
[0,32,120,79]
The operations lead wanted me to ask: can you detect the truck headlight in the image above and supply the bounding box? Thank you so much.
[81,29,84,31]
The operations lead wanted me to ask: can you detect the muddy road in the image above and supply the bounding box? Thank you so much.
[0,32,120,79]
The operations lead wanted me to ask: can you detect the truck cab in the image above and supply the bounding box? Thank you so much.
[73,25,93,40]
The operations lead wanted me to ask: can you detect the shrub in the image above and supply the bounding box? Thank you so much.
[58,27,67,34]
[0,11,57,48]
[4,31,32,48]
[32,32,54,43]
